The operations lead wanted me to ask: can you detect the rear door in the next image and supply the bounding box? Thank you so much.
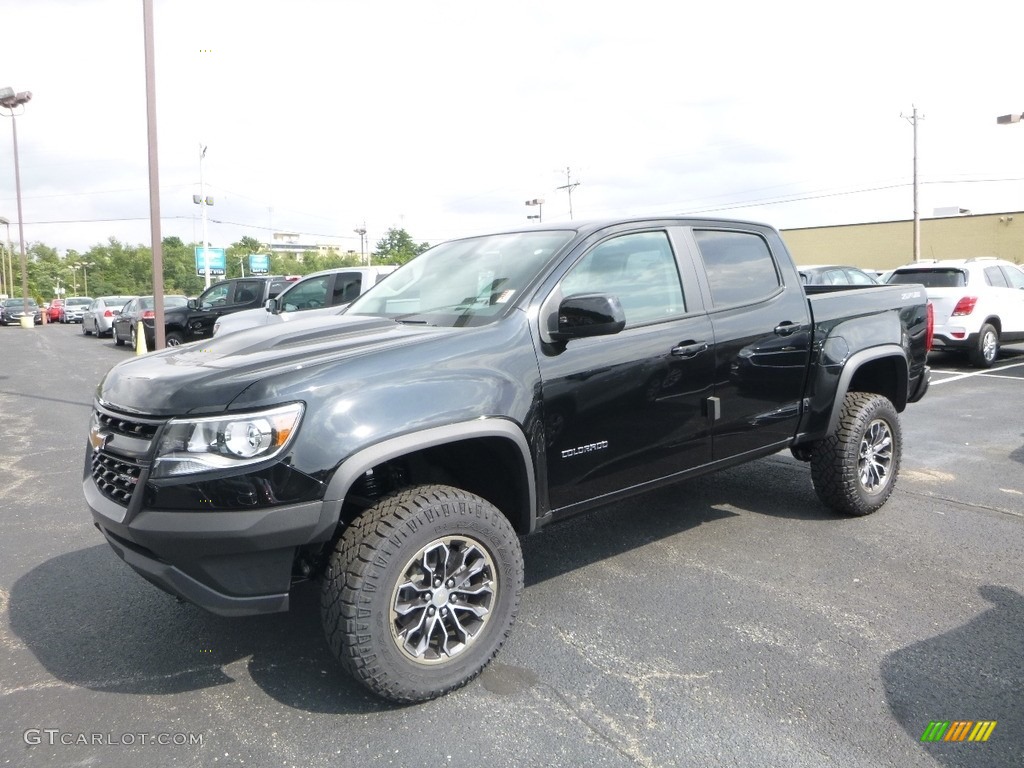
[686,227,813,459]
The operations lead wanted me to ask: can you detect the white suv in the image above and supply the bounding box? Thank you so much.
[887,258,1024,367]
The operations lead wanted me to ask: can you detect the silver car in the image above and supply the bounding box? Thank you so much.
[83,295,137,337]
[61,296,93,323]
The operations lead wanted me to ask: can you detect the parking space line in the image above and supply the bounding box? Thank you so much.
[930,360,1024,385]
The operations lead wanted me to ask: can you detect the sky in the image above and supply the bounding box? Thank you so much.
[2,0,1024,257]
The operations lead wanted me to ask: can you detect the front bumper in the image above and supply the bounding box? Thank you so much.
[84,472,339,616]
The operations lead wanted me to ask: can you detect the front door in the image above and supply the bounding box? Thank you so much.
[538,229,715,513]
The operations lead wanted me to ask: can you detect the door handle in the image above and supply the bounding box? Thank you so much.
[671,341,709,359]
[774,322,803,337]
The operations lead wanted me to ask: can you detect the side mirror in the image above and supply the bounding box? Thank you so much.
[265,298,278,314]
[550,293,626,342]
[187,298,198,310]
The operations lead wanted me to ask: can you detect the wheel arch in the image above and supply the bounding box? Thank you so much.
[323,419,538,535]
[826,346,909,435]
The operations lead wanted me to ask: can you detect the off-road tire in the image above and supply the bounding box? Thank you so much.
[969,323,998,368]
[321,484,524,703]
[811,392,902,516]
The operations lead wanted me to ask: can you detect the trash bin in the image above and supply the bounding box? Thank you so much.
[20,316,34,329]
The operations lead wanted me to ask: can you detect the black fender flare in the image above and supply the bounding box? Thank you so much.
[824,344,909,435]
[322,418,539,532]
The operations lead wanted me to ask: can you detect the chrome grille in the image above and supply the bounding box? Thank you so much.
[97,412,161,440]
[91,451,144,505]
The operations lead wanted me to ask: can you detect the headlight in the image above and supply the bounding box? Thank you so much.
[151,403,304,478]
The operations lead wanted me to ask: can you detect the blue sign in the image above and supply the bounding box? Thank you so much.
[195,247,227,277]
[248,253,271,274]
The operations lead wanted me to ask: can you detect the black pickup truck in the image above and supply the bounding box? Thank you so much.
[84,217,930,703]
[159,275,295,345]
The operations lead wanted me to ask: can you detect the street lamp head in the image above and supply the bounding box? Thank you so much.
[0,216,8,225]
[0,89,32,109]
[996,114,1022,125]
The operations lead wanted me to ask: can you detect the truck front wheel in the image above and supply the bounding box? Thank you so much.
[321,484,524,703]
[811,392,902,516]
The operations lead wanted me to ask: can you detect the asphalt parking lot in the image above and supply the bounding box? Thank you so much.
[1,323,1022,768]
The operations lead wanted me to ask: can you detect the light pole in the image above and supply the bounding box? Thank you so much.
[194,144,214,288]
[72,261,94,294]
[354,225,367,265]
[0,215,11,298]
[68,264,82,295]
[525,197,544,223]
[0,86,32,317]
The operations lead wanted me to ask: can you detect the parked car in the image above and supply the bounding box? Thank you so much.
[83,295,138,337]
[886,257,1024,367]
[47,298,64,323]
[60,296,94,323]
[798,265,881,286]
[212,266,397,336]
[111,295,189,348]
[0,297,43,325]
[158,276,298,346]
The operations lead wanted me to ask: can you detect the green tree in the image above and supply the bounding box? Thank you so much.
[372,228,430,265]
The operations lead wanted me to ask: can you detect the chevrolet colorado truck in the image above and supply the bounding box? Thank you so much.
[84,217,931,703]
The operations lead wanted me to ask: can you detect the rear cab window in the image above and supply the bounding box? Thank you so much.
[692,229,782,307]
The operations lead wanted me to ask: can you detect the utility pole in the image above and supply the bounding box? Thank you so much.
[556,166,580,220]
[901,106,924,262]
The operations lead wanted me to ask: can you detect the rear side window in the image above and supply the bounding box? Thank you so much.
[693,230,781,307]
[887,269,966,288]
[1002,265,1024,289]
[984,266,1009,288]
[332,274,363,304]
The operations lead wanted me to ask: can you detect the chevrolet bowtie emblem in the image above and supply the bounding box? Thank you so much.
[89,427,112,452]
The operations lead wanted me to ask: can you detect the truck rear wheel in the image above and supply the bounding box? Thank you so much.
[321,484,524,703]
[811,392,901,516]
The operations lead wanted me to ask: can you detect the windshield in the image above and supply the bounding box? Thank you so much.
[67,298,93,306]
[345,230,575,327]
[4,298,37,307]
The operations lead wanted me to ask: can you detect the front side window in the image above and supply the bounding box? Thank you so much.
[694,230,781,307]
[559,231,685,327]
[199,283,231,308]
[280,276,330,311]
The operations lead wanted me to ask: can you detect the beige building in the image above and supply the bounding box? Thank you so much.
[781,211,1024,270]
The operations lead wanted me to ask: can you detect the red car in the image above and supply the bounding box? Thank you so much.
[47,298,64,323]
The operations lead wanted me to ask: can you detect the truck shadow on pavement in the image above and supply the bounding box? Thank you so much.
[8,459,835,715]
[881,585,1023,768]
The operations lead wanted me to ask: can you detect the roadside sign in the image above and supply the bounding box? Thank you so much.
[248,253,271,274]
[194,247,227,277]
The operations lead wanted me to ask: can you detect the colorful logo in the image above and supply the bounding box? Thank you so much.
[920,721,997,742]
